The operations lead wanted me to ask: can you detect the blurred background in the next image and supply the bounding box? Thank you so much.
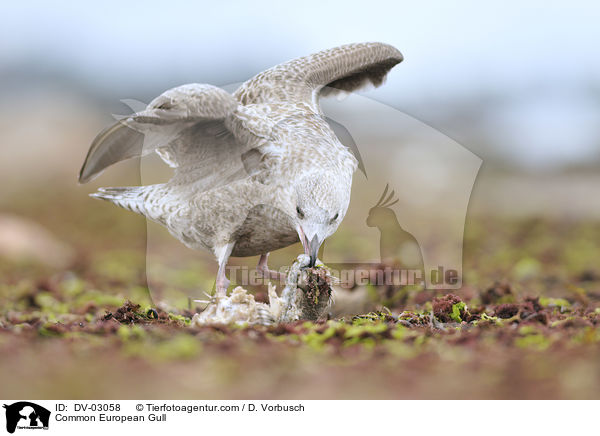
[1,0,600,294]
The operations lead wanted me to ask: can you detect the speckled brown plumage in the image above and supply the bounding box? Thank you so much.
[79,42,403,294]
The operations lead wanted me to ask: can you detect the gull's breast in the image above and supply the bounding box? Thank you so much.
[229,203,299,257]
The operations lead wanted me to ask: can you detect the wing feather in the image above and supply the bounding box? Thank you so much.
[234,42,403,112]
[79,84,238,183]
[79,121,145,183]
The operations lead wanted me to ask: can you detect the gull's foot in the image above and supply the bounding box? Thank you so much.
[257,253,287,283]
[257,265,287,283]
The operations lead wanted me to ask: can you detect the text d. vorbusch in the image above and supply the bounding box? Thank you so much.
[250,404,304,412]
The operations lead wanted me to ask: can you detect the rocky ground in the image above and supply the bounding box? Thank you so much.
[2,200,600,398]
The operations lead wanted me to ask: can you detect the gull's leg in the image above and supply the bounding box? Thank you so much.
[257,253,286,283]
[214,242,235,298]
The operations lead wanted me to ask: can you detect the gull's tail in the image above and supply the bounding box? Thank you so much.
[90,186,151,217]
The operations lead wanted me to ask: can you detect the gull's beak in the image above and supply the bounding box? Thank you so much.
[297,227,322,267]
[307,234,320,267]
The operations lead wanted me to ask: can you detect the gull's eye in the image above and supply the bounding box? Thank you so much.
[296,206,305,219]
[330,212,339,223]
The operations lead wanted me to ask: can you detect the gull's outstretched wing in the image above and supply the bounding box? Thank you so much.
[80,44,401,188]
[234,42,403,113]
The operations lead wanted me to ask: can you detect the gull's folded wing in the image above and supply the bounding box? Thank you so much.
[78,84,238,184]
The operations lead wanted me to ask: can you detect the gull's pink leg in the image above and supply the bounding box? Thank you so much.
[257,253,286,283]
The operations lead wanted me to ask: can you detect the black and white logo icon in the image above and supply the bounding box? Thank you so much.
[3,402,50,434]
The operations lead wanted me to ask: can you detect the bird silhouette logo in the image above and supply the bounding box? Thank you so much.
[3,402,50,433]
[367,184,424,273]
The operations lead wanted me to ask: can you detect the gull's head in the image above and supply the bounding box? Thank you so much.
[291,172,352,267]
